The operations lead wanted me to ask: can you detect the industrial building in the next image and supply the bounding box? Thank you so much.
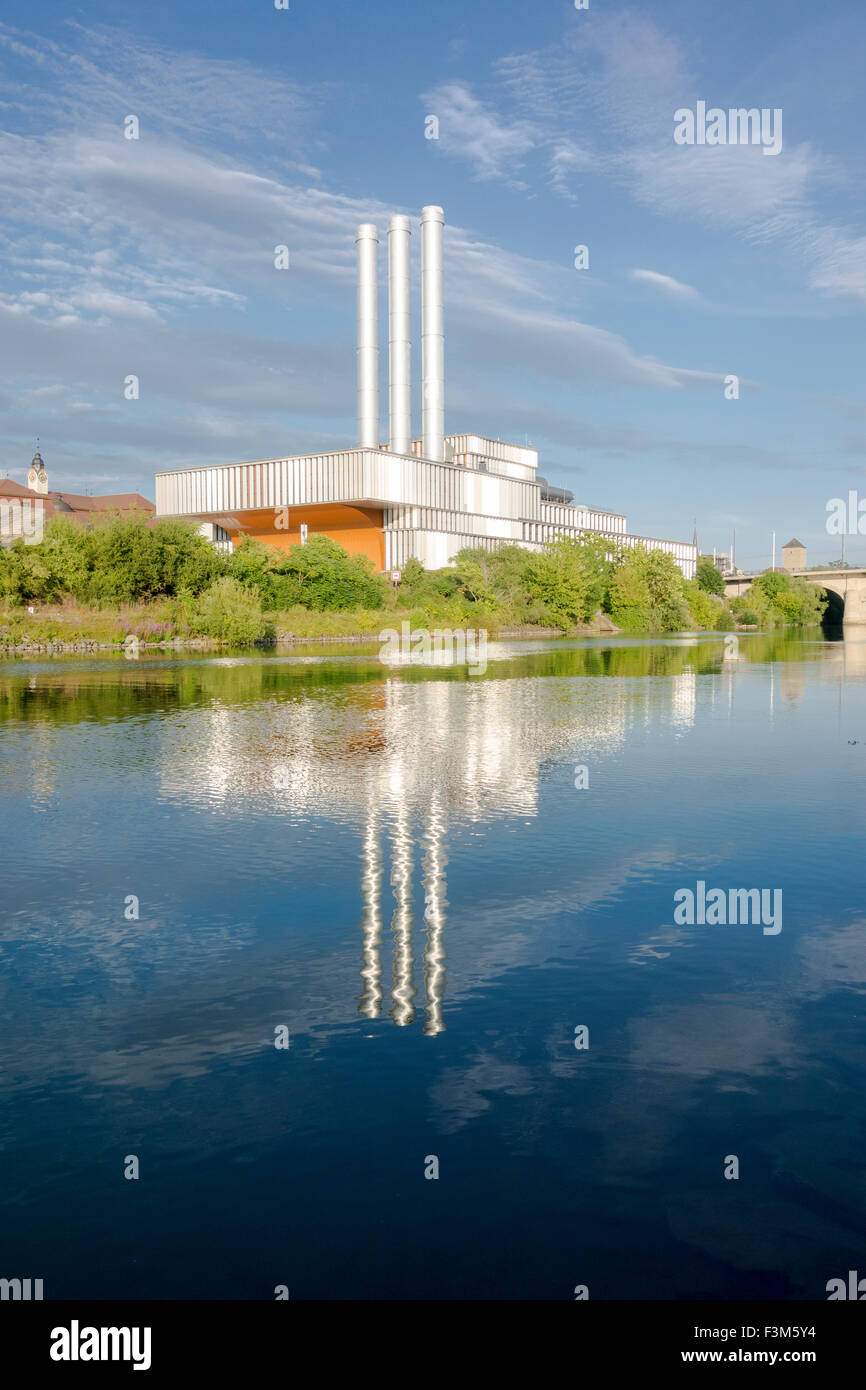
[155,206,696,578]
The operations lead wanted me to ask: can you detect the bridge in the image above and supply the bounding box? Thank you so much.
[724,569,866,625]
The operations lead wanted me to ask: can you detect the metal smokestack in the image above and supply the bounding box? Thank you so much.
[355,223,379,449]
[387,215,412,455]
[420,205,445,462]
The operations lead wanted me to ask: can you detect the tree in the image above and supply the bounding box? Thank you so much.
[525,534,609,629]
[605,545,690,633]
[696,557,725,596]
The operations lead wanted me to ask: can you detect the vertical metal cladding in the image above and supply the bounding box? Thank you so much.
[420,205,445,463]
[387,215,412,456]
[356,223,379,449]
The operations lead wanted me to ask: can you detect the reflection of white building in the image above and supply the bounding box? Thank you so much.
[670,672,697,729]
[158,658,697,1031]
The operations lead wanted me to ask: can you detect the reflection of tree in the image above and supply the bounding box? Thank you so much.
[0,632,834,732]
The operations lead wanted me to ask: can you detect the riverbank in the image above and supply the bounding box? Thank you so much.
[0,600,602,656]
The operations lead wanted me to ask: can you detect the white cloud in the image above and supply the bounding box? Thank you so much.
[630,269,700,301]
[420,81,537,184]
[480,13,866,303]
[0,18,739,493]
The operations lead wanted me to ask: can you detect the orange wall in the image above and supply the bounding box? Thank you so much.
[225,504,385,570]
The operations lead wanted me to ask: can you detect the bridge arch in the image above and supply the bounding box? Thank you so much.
[723,570,866,626]
[815,582,845,627]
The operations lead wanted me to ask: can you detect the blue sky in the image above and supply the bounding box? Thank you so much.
[0,0,864,566]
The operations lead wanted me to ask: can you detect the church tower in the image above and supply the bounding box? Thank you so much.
[27,447,48,496]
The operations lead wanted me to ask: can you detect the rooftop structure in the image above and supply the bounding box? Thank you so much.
[781,538,806,572]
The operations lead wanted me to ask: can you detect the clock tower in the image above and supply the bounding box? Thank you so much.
[27,447,48,496]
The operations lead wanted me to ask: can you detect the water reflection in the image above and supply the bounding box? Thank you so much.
[358,801,383,1019]
[422,794,448,1037]
[2,630,866,1298]
[389,800,415,1027]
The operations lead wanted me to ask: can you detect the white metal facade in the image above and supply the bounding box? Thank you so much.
[156,432,696,580]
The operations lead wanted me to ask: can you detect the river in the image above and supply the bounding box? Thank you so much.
[1,630,864,1299]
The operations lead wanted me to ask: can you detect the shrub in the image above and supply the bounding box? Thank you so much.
[267,534,388,611]
[192,577,271,643]
[84,517,222,604]
[685,579,722,629]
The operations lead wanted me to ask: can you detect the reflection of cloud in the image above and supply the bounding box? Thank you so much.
[553,997,796,1181]
[429,1053,534,1133]
[628,999,795,1080]
[796,920,866,997]
[627,924,696,965]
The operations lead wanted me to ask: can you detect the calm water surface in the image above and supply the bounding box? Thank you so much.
[1,631,865,1299]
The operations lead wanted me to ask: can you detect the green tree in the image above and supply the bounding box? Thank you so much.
[696,557,725,596]
[525,534,609,629]
[605,545,690,632]
[85,517,221,603]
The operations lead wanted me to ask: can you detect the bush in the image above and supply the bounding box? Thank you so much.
[85,517,222,604]
[265,534,388,612]
[192,577,271,643]
[685,579,723,629]
[0,540,57,604]
[738,609,760,626]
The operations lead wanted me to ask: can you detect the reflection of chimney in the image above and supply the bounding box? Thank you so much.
[359,801,384,1019]
[387,215,411,456]
[422,793,447,1036]
[420,205,445,462]
[390,803,416,1027]
[355,223,379,449]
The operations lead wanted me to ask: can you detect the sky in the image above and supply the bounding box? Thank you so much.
[0,0,864,568]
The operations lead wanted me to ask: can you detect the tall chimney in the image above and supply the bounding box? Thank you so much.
[387,215,411,456]
[355,223,379,449]
[420,205,445,462]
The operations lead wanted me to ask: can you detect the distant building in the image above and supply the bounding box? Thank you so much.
[0,450,154,544]
[707,553,736,577]
[781,538,806,572]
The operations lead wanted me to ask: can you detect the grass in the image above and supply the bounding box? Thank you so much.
[0,599,184,647]
[2,587,612,652]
